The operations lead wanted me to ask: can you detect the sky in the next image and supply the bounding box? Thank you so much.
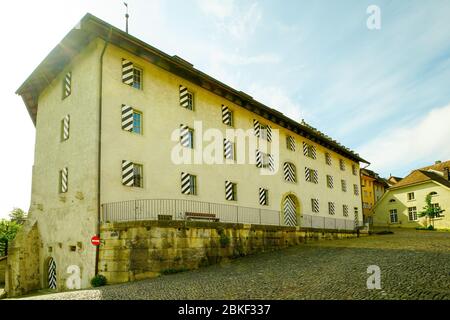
[1,0,450,218]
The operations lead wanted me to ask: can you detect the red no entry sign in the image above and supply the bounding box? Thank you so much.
[91,235,101,246]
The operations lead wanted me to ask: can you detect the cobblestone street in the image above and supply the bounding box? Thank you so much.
[16,229,450,300]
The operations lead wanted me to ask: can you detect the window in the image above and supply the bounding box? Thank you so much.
[429,191,438,197]
[431,203,443,217]
[286,136,296,151]
[259,188,269,206]
[283,162,297,183]
[311,199,319,213]
[339,159,346,171]
[354,184,359,196]
[408,207,417,221]
[122,59,142,90]
[223,139,235,160]
[222,105,233,126]
[303,142,317,159]
[305,167,318,184]
[326,175,334,189]
[122,105,143,135]
[59,167,68,194]
[407,192,415,201]
[352,164,358,176]
[225,181,237,201]
[132,67,142,89]
[364,191,368,197]
[180,125,194,149]
[343,205,349,217]
[260,124,269,141]
[61,115,70,141]
[62,71,72,99]
[341,180,347,192]
[325,153,332,166]
[328,202,335,215]
[389,209,398,223]
[181,173,197,195]
[389,199,396,203]
[179,85,194,110]
[133,164,143,188]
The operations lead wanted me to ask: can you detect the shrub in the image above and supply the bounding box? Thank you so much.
[91,274,107,287]
[160,267,189,275]
[219,233,230,248]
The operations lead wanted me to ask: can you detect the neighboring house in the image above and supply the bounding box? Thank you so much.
[373,160,450,229]
[386,175,403,187]
[9,14,368,293]
[360,169,388,225]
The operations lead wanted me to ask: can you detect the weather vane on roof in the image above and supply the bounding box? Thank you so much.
[124,2,130,34]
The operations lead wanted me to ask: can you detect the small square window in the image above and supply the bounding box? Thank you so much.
[132,111,142,134]
[132,67,142,90]
[407,192,415,201]
[69,246,77,252]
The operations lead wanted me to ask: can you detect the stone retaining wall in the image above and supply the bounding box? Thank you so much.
[99,220,362,284]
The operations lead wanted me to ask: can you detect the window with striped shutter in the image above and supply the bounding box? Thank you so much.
[283,162,296,183]
[259,188,268,206]
[225,181,237,201]
[180,125,194,148]
[221,105,233,126]
[61,115,70,141]
[59,167,68,193]
[63,72,72,99]
[343,205,349,217]
[305,167,318,184]
[303,142,316,159]
[311,199,319,213]
[325,153,332,165]
[179,85,194,110]
[286,136,295,151]
[181,172,197,195]
[341,179,347,192]
[354,184,360,196]
[328,202,336,215]
[340,159,346,171]
[326,175,334,189]
[352,164,358,175]
[223,139,235,160]
[253,120,271,142]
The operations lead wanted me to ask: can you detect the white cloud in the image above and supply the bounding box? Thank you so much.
[358,104,450,175]
[196,0,235,20]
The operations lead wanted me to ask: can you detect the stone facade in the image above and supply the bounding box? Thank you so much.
[99,220,361,284]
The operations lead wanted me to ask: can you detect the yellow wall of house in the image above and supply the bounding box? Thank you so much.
[25,38,105,290]
[100,43,363,222]
[373,181,450,229]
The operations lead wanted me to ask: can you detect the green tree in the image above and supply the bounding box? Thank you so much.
[418,194,445,228]
[0,219,21,256]
[9,208,27,225]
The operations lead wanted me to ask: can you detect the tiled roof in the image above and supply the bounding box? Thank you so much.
[390,160,450,189]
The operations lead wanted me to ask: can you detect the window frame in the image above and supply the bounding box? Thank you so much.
[407,192,415,201]
[389,209,398,223]
[132,66,143,90]
[408,206,417,221]
[132,109,143,135]
[132,163,144,188]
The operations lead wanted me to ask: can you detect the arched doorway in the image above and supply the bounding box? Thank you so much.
[46,257,57,289]
[282,194,299,227]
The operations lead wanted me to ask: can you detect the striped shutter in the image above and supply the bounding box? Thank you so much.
[181,172,193,195]
[63,72,72,98]
[284,162,296,182]
[310,145,317,159]
[325,153,332,165]
[180,125,190,147]
[225,181,235,201]
[253,119,260,137]
[343,205,349,217]
[287,136,296,151]
[179,85,190,108]
[352,164,357,175]
[48,257,57,290]
[327,175,334,188]
[311,199,319,213]
[62,115,70,140]
[283,196,297,226]
[340,159,346,171]
[122,59,134,86]
[122,161,134,187]
[255,150,262,168]
[224,139,233,159]
[268,154,275,172]
[222,105,232,126]
[354,184,359,196]
[121,105,134,132]
[266,125,272,142]
[305,167,311,182]
[342,180,347,192]
[313,169,319,184]
[259,188,268,206]
[303,142,309,157]
[328,202,335,215]
[60,167,68,193]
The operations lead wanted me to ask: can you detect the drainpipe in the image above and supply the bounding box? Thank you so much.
[95,28,113,275]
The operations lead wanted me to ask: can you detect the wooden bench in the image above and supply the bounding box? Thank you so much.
[185,212,219,222]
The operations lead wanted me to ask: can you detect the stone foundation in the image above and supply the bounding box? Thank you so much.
[99,220,361,284]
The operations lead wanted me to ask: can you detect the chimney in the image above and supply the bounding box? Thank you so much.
[444,167,450,181]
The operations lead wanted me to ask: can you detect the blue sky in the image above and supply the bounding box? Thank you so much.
[1,0,450,217]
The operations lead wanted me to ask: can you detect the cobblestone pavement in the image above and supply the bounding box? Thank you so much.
[16,229,450,300]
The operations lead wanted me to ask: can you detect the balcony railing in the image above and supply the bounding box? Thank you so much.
[101,199,360,231]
